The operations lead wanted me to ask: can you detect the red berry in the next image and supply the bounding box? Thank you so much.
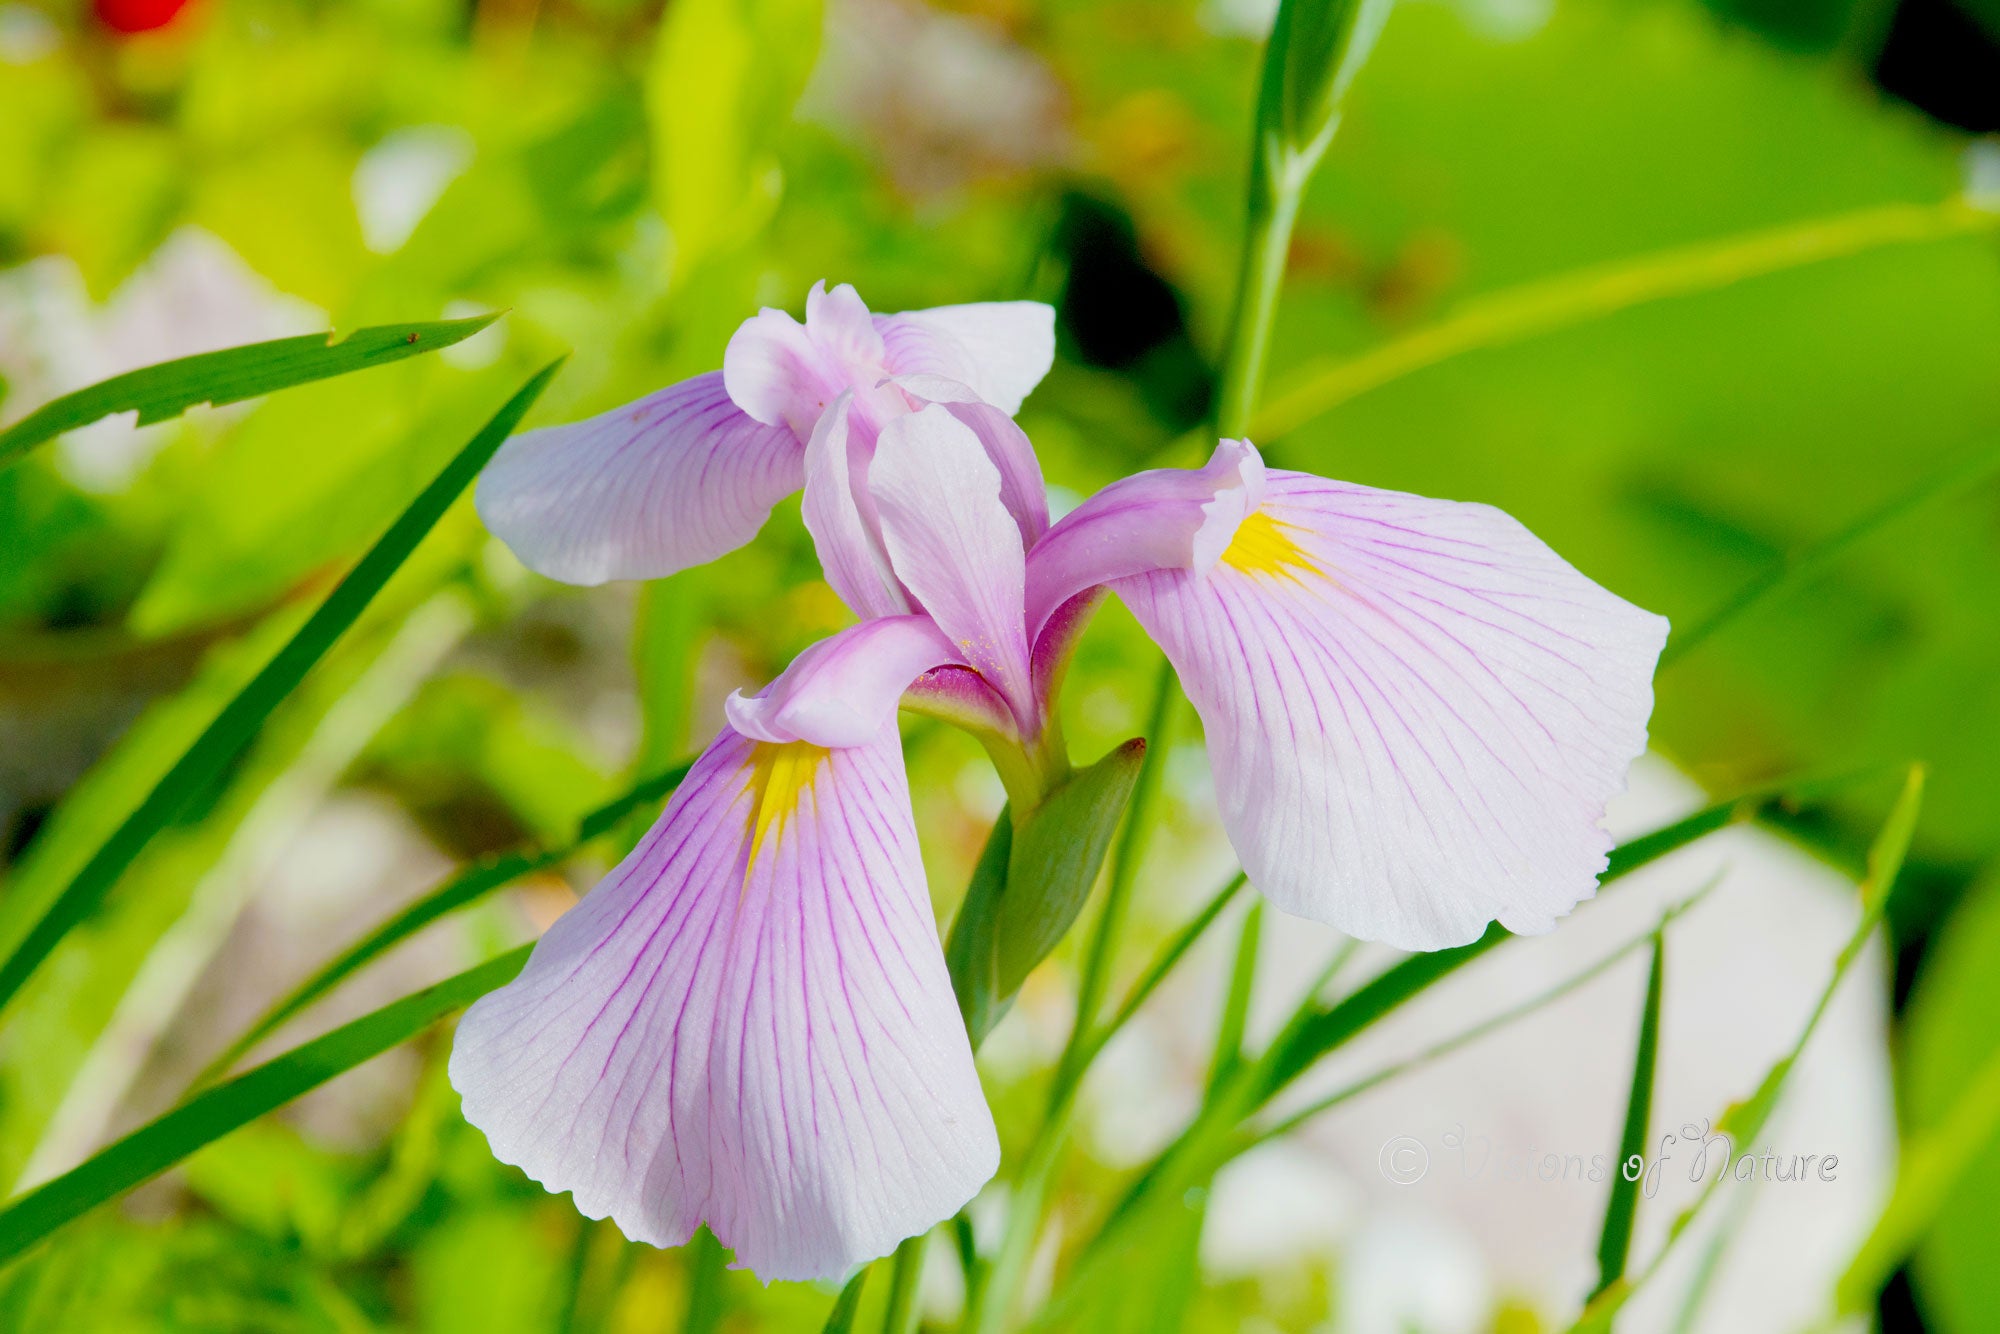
[94,0,190,35]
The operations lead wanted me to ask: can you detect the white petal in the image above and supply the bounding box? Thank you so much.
[877,301,1055,416]
[450,725,998,1282]
[869,405,1034,722]
[475,372,801,585]
[1114,471,1668,950]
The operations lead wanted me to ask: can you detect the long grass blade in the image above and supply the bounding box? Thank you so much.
[1250,196,2000,441]
[1573,764,1925,1331]
[0,944,532,1264]
[1590,930,1665,1301]
[197,758,691,1086]
[0,314,502,470]
[1663,436,2000,667]
[1068,776,1854,1284]
[0,360,562,1016]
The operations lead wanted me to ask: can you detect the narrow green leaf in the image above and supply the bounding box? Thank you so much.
[0,945,532,1265]
[200,759,691,1087]
[946,813,1016,1046]
[1591,931,1665,1301]
[1835,1042,2000,1313]
[681,1227,730,1334]
[1663,438,2000,667]
[1088,872,1248,1060]
[881,1232,927,1334]
[0,315,502,471]
[821,1266,868,1334]
[994,739,1148,999]
[1208,902,1264,1094]
[1076,778,1842,1281]
[0,361,561,1017]
[1574,764,1926,1333]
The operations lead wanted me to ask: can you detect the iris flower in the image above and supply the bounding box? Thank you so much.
[450,283,1666,1281]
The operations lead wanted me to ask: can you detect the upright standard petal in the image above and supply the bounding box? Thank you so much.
[724,281,889,438]
[800,394,909,620]
[877,301,1056,415]
[475,372,802,585]
[450,723,998,1282]
[869,405,1035,725]
[1044,441,1668,951]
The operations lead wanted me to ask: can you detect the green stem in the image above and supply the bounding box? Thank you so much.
[680,1228,728,1334]
[881,1231,928,1334]
[1217,141,1327,438]
[962,662,1176,1334]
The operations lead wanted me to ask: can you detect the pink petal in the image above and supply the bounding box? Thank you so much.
[724,282,888,438]
[877,301,1056,415]
[449,723,997,1282]
[725,615,964,748]
[1079,443,1669,950]
[1023,440,1258,641]
[868,405,1036,726]
[801,395,909,620]
[888,377,1050,548]
[474,372,801,586]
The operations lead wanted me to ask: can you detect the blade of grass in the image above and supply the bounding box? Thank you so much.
[1832,1040,2000,1317]
[1069,775,1859,1281]
[0,943,532,1264]
[196,758,692,1087]
[821,1267,868,1334]
[0,360,562,1016]
[0,314,502,470]
[1250,196,2000,442]
[1591,929,1666,1301]
[881,1232,926,1334]
[1661,434,2000,668]
[1573,765,1924,1332]
[1249,884,1713,1154]
[1208,901,1264,1094]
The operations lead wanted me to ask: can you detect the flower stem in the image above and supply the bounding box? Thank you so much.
[881,1231,927,1334]
[1216,137,1330,440]
[961,660,1177,1334]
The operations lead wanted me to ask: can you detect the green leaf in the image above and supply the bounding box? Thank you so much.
[1591,931,1664,1301]
[1574,764,1924,1332]
[0,315,502,472]
[946,740,1147,1045]
[0,360,561,1017]
[1836,1042,2000,1314]
[820,1267,867,1334]
[0,945,532,1265]
[994,740,1148,1000]
[1259,0,1396,158]
[946,811,1015,1046]
[199,759,690,1087]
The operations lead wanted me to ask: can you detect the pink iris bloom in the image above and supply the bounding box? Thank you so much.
[450,282,1667,1282]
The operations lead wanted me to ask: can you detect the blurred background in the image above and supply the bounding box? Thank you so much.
[1,0,1998,1328]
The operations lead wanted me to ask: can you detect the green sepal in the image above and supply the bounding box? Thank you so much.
[947,739,1147,1045]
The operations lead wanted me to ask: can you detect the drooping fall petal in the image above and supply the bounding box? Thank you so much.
[450,723,997,1282]
[1031,440,1668,950]
[475,371,800,585]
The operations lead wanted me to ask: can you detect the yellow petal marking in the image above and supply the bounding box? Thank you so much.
[745,741,828,872]
[1219,509,1316,583]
